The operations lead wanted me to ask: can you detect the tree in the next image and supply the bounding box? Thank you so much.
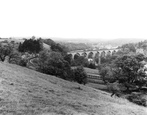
[35,50,88,84]
[0,44,13,62]
[114,53,147,91]
[18,43,23,52]
[74,53,80,60]
[100,65,115,83]
[50,43,68,55]
[0,43,21,63]
[121,43,136,52]
[37,51,71,80]
[43,38,68,54]
[64,54,72,65]
[99,53,147,92]
[71,66,87,85]
[88,52,93,58]
[8,50,21,64]
[43,38,56,46]
[72,55,89,66]
[18,38,43,54]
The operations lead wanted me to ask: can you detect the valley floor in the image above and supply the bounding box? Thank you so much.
[0,62,146,115]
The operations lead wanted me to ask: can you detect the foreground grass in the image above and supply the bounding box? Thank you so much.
[0,62,146,115]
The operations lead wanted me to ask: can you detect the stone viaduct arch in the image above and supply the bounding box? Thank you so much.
[68,49,119,64]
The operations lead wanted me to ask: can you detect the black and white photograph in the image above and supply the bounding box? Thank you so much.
[0,0,147,114]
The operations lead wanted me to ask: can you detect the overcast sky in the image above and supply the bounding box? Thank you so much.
[0,0,147,40]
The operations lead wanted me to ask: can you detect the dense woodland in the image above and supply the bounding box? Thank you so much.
[0,37,88,85]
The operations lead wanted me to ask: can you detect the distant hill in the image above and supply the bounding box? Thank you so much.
[0,62,146,114]
[0,38,24,43]
[102,38,147,47]
[52,38,147,47]
[50,37,92,44]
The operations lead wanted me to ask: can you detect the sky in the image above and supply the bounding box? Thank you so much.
[0,0,147,40]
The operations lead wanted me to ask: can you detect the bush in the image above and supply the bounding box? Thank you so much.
[71,66,87,85]
[99,65,116,83]
[19,59,28,67]
[127,93,146,106]
[9,50,21,64]
[88,63,96,69]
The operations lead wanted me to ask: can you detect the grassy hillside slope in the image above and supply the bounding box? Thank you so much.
[0,62,147,115]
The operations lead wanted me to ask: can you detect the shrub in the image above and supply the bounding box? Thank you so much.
[106,81,121,97]
[19,59,28,67]
[9,50,21,64]
[127,93,146,106]
[88,63,96,69]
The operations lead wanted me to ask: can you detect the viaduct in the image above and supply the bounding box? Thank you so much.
[68,48,119,64]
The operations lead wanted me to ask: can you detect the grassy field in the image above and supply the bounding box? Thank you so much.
[86,76,107,91]
[87,79,104,84]
[84,67,107,91]
[84,67,99,74]
[0,62,146,115]
[72,67,99,75]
